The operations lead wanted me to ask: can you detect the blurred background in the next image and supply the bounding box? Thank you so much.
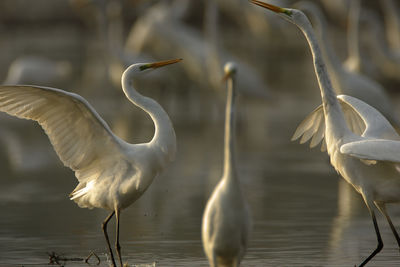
[0,0,400,266]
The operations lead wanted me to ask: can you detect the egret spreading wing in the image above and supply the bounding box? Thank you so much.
[291,96,366,150]
[0,85,124,182]
[338,95,399,139]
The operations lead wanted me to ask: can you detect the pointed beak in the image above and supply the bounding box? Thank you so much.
[148,58,183,69]
[221,72,230,83]
[222,69,236,83]
[250,0,292,15]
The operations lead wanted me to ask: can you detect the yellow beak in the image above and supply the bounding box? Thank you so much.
[148,58,183,69]
[250,0,291,15]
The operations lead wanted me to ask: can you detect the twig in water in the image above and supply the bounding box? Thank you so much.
[47,251,100,265]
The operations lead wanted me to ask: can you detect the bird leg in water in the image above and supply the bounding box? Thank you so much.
[376,202,400,249]
[102,211,116,267]
[359,206,383,267]
[115,209,123,267]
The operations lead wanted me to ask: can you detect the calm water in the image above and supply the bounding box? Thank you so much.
[0,95,400,267]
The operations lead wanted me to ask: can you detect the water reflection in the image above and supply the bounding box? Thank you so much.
[1,94,400,266]
[0,112,398,266]
[1,0,400,266]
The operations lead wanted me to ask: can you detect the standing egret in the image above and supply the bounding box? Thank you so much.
[3,56,72,86]
[202,62,252,267]
[251,1,400,266]
[0,58,181,267]
[381,0,400,52]
[361,9,400,85]
[293,1,399,128]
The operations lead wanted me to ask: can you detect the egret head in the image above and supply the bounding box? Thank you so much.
[136,58,182,72]
[250,0,308,28]
[122,58,182,86]
[222,62,237,82]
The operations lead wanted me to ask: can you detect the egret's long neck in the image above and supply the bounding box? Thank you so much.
[347,0,361,69]
[122,71,176,166]
[223,76,237,178]
[306,7,345,79]
[382,0,400,50]
[299,16,349,137]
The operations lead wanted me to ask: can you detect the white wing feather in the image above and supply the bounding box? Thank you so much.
[291,96,365,149]
[0,85,126,183]
[340,139,400,163]
[337,95,400,140]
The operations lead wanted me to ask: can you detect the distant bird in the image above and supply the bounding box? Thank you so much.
[251,1,400,266]
[343,0,363,73]
[361,8,400,84]
[0,59,180,267]
[126,1,270,98]
[294,1,399,128]
[381,0,400,52]
[3,56,72,86]
[202,62,252,267]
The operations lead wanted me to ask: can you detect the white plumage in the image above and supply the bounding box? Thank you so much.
[251,1,400,266]
[202,62,252,267]
[0,59,180,267]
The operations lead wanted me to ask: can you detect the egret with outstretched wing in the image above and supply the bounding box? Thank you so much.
[0,58,181,267]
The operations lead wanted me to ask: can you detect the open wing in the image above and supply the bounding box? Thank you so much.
[341,139,400,163]
[0,85,126,182]
[291,96,365,150]
[337,95,399,140]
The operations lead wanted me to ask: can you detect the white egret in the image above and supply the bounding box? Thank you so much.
[293,1,399,128]
[3,56,72,86]
[381,0,400,52]
[126,1,270,98]
[343,0,362,73]
[251,1,400,266]
[202,62,252,267]
[343,0,381,82]
[0,59,181,267]
[361,9,400,85]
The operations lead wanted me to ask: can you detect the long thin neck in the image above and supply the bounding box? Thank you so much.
[305,6,345,77]
[122,72,176,165]
[299,15,349,137]
[347,0,361,69]
[382,0,400,50]
[365,11,393,59]
[223,76,237,177]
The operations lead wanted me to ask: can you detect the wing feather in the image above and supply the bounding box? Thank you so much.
[310,118,325,148]
[337,95,399,139]
[292,96,369,149]
[341,139,400,162]
[291,105,323,142]
[0,85,125,183]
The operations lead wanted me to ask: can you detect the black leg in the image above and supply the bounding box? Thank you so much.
[376,202,400,248]
[115,209,123,267]
[102,211,116,267]
[359,207,383,267]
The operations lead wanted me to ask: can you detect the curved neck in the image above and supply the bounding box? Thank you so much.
[299,15,349,137]
[223,76,237,177]
[122,71,176,166]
